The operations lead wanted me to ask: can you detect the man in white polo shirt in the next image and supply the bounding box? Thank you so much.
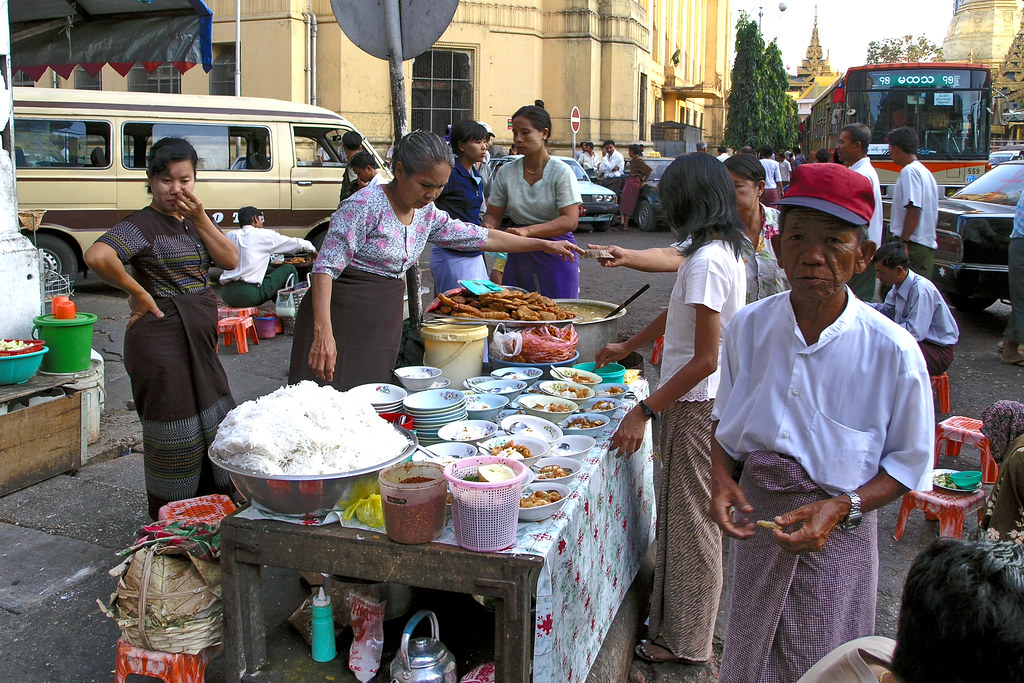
[838,122,883,301]
[889,126,939,280]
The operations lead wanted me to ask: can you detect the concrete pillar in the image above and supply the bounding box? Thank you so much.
[0,6,43,339]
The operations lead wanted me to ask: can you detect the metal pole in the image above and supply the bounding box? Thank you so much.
[234,0,241,96]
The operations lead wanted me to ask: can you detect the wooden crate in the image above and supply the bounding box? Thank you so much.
[0,391,84,497]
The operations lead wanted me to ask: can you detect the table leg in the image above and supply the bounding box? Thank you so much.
[480,569,536,683]
[222,542,267,681]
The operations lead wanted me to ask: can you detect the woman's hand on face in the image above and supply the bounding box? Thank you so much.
[126,291,164,330]
[609,406,647,457]
[175,188,207,223]
[307,327,337,382]
[594,342,629,369]
[541,240,585,262]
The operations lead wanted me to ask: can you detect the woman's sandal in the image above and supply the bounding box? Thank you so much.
[633,639,704,665]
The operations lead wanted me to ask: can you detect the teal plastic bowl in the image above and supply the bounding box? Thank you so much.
[573,362,626,385]
[0,346,48,385]
[950,471,982,490]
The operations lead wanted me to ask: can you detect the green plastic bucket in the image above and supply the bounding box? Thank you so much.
[32,312,97,374]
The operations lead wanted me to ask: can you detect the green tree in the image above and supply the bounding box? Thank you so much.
[724,13,797,151]
[866,35,944,64]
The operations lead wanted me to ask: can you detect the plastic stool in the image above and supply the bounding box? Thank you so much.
[930,373,951,414]
[651,335,665,365]
[158,494,237,524]
[893,487,987,540]
[934,416,999,485]
[114,639,216,683]
[217,306,258,320]
[217,316,259,354]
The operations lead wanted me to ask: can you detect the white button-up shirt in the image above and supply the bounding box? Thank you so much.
[871,270,959,346]
[850,157,883,246]
[890,159,939,249]
[220,225,316,285]
[712,290,934,495]
[598,149,624,177]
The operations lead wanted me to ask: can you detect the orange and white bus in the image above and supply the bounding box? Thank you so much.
[803,63,991,196]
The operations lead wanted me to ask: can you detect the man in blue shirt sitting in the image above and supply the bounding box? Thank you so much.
[870,242,959,375]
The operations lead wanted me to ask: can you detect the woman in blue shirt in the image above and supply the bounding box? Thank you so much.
[429,120,491,294]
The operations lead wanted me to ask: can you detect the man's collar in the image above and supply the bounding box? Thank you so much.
[787,286,859,351]
[894,270,917,299]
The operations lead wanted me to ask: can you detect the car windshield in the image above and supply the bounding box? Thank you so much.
[555,156,589,182]
[646,158,674,182]
[950,163,1024,207]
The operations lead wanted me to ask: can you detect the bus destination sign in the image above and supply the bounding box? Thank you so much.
[869,70,967,89]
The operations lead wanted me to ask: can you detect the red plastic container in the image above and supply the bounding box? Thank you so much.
[254,316,278,339]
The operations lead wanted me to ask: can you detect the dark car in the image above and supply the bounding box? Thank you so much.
[898,161,1021,311]
[633,157,675,232]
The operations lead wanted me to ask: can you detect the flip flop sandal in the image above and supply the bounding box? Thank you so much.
[1001,357,1024,367]
[633,639,701,665]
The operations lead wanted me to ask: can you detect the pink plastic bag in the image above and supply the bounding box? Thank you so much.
[519,324,578,362]
[347,592,385,682]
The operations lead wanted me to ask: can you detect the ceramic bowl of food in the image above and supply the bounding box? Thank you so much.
[532,456,581,486]
[578,397,622,417]
[549,435,597,459]
[500,414,564,442]
[464,393,510,421]
[490,366,544,382]
[463,375,493,391]
[393,365,443,391]
[593,383,631,399]
[402,388,466,414]
[474,379,529,401]
[518,482,571,522]
[415,442,479,467]
[437,420,499,445]
[518,395,580,423]
[558,412,610,438]
[538,380,596,401]
[550,367,603,386]
[480,434,549,466]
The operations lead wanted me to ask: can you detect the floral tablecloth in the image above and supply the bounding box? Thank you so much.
[236,379,656,682]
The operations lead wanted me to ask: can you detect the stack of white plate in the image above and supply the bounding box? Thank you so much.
[348,383,408,414]
[402,388,468,445]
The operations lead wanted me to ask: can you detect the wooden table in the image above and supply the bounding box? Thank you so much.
[220,514,545,682]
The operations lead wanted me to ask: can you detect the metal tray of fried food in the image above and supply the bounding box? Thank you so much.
[425,288,580,326]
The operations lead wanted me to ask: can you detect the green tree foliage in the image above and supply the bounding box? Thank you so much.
[866,35,944,64]
[725,13,798,151]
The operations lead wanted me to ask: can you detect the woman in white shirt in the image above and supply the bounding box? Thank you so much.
[759,144,783,205]
[595,153,747,664]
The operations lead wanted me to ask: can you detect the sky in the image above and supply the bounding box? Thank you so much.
[729,1,959,74]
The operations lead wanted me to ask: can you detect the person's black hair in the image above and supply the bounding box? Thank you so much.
[603,139,616,148]
[628,143,644,156]
[815,148,831,164]
[888,126,919,155]
[511,105,552,141]
[238,206,261,226]
[841,123,872,153]
[146,137,198,194]
[872,241,910,269]
[534,99,545,109]
[341,130,363,152]
[793,145,802,154]
[890,540,1024,683]
[718,146,728,154]
[777,206,869,241]
[449,120,490,157]
[349,150,378,170]
[392,130,451,176]
[662,153,746,258]
[740,145,755,155]
[758,144,774,159]
[723,153,766,182]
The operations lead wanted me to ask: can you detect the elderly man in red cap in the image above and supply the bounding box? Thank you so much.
[709,163,934,683]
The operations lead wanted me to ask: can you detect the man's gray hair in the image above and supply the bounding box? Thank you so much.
[696,140,708,152]
[392,130,453,175]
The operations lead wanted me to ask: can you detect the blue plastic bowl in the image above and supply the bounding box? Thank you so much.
[0,347,48,385]
[573,361,626,385]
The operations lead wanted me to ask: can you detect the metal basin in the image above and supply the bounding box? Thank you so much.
[553,299,627,364]
[210,425,417,517]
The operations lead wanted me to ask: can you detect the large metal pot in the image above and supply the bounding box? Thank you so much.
[554,299,627,364]
[210,425,418,517]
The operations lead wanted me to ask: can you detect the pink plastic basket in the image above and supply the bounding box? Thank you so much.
[443,456,530,552]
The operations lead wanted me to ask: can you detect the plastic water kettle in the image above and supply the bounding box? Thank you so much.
[389,609,456,683]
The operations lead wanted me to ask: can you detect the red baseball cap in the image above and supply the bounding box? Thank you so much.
[776,163,874,225]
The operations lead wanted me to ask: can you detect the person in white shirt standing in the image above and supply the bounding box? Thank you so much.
[889,126,939,280]
[837,122,884,301]
[758,144,783,205]
[709,163,933,683]
[219,207,317,307]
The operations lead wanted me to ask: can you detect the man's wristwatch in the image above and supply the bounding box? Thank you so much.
[638,400,657,421]
[839,491,862,530]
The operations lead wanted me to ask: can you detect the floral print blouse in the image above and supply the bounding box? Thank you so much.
[313,184,489,279]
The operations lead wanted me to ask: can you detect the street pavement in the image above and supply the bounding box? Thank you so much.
[1,228,1021,682]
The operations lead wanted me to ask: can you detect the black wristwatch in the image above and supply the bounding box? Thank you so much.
[638,400,657,421]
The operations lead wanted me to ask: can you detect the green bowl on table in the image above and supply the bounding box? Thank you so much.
[573,362,626,385]
[949,471,982,490]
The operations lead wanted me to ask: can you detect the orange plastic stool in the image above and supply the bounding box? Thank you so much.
[651,335,665,365]
[217,306,258,320]
[217,316,259,354]
[158,494,237,524]
[893,487,987,540]
[930,373,951,414]
[114,639,216,683]
[934,416,999,485]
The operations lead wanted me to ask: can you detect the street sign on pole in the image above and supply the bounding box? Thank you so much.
[570,105,581,151]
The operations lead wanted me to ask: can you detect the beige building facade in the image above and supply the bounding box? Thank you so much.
[20,0,732,151]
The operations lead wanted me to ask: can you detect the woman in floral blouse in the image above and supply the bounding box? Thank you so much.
[287,130,583,391]
[981,400,1024,543]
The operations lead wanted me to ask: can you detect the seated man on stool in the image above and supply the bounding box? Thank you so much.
[870,242,959,376]
[219,206,316,308]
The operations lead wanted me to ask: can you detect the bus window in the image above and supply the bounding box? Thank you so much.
[120,122,271,170]
[294,126,347,167]
[13,118,111,168]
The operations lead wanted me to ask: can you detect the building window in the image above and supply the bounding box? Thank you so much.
[210,45,236,96]
[128,65,181,94]
[411,49,473,136]
[73,67,101,91]
[13,71,35,87]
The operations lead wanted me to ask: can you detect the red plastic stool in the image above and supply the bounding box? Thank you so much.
[216,306,258,320]
[893,487,987,540]
[217,316,259,354]
[651,335,665,365]
[934,416,999,485]
[930,373,951,414]
[158,494,237,524]
[114,639,217,683]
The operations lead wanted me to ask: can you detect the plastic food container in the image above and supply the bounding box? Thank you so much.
[379,462,448,544]
[0,347,48,385]
[573,362,626,385]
